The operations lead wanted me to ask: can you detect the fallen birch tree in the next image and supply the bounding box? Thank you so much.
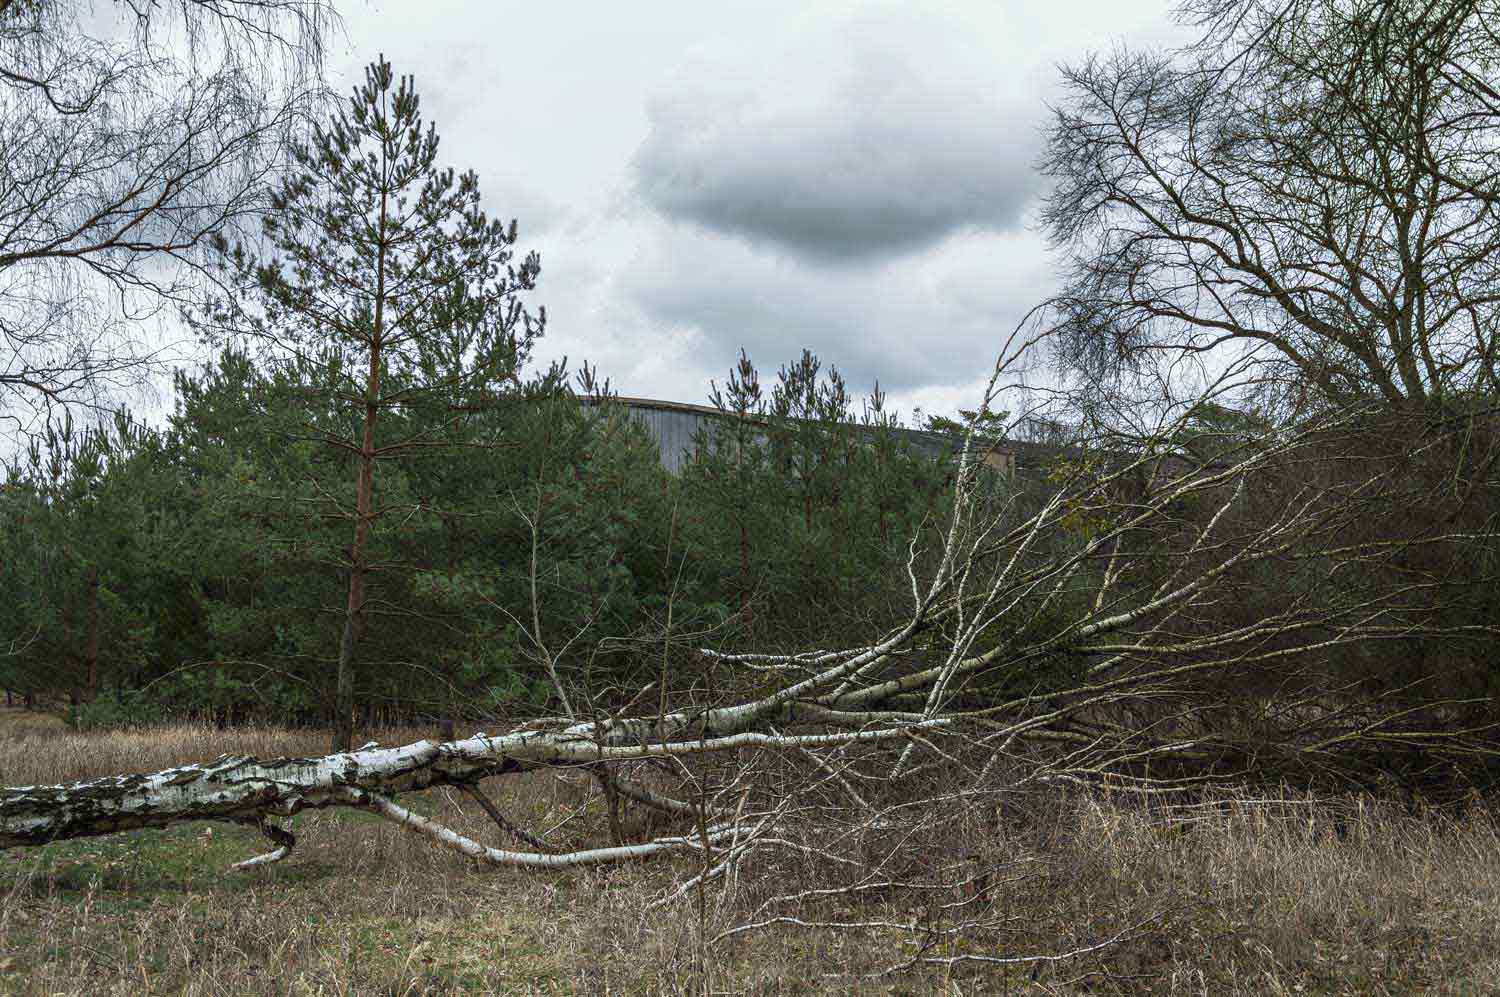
[3,335,1496,876]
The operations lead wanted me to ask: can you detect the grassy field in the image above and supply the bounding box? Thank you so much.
[0,712,1498,994]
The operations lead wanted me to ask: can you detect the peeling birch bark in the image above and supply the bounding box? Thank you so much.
[0,713,948,855]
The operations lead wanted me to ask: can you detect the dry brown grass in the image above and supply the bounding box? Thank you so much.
[0,709,67,746]
[0,711,373,787]
[0,718,1497,994]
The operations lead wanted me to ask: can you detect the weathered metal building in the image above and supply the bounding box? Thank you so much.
[586,395,1046,476]
[597,397,723,474]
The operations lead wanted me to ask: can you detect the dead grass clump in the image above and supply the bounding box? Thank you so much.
[1018,789,1500,992]
[0,721,434,787]
[0,709,68,744]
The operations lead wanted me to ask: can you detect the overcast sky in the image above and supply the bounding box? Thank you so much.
[328,0,1186,423]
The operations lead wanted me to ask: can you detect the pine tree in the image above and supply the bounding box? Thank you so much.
[1,411,159,711]
[704,349,767,626]
[200,57,544,750]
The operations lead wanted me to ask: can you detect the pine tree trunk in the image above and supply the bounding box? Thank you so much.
[62,593,76,706]
[332,600,359,751]
[738,518,752,627]
[736,420,754,629]
[85,565,100,699]
[332,181,388,753]
[333,406,377,752]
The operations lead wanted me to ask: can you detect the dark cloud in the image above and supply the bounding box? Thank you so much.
[632,42,1046,264]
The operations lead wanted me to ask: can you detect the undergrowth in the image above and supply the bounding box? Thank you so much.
[0,713,1497,994]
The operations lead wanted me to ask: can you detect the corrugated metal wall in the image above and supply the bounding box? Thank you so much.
[600,397,1037,477]
[619,405,716,473]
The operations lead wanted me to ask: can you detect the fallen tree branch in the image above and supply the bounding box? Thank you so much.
[229,818,297,871]
[460,782,555,852]
[2,353,1494,873]
[345,788,742,869]
[0,716,958,862]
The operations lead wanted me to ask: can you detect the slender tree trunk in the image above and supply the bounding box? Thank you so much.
[61,592,76,705]
[332,181,388,752]
[735,421,754,629]
[877,468,889,544]
[738,517,752,626]
[334,361,380,752]
[84,565,100,699]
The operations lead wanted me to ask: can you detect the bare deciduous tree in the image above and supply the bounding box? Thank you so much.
[1043,0,1500,411]
[0,0,334,437]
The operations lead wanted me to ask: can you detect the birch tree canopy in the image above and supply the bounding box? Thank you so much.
[1042,0,1500,410]
[0,0,334,435]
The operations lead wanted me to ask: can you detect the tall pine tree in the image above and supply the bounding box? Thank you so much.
[198,57,545,750]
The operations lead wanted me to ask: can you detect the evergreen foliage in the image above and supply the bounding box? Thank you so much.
[191,56,545,748]
[0,340,958,734]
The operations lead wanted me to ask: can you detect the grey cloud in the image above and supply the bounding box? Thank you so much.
[484,180,569,240]
[632,42,1046,263]
[614,221,1055,398]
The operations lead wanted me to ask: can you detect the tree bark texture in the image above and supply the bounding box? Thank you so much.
[85,565,99,698]
[331,172,389,753]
